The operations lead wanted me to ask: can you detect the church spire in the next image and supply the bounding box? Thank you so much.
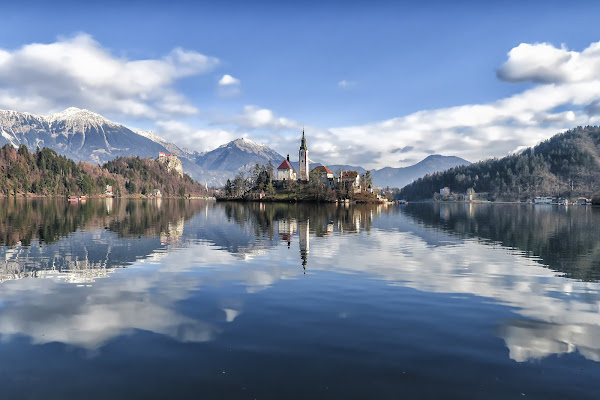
[298,128,309,181]
[300,128,307,151]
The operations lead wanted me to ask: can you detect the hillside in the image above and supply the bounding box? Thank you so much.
[397,126,600,201]
[0,144,207,197]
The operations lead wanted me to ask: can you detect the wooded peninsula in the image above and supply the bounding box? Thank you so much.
[0,144,207,198]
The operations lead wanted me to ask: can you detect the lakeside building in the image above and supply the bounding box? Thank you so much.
[274,131,311,183]
[340,171,361,192]
[276,155,297,181]
[271,131,369,195]
[312,165,335,187]
[298,130,309,181]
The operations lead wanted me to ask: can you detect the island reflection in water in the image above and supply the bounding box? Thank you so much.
[0,199,599,399]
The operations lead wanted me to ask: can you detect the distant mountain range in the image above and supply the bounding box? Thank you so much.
[196,138,283,172]
[291,154,470,189]
[0,107,469,188]
[325,155,471,188]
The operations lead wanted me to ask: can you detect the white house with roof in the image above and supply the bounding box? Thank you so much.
[276,155,297,181]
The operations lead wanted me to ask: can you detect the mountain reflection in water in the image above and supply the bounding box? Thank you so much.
[0,200,599,398]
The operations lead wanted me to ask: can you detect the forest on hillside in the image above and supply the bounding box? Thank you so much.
[0,144,207,197]
[397,126,600,201]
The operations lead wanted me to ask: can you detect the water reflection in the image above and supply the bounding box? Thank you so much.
[200,202,381,270]
[497,319,600,362]
[1,199,600,373]
[0,198,204,283]
[197,202,600,364]
[404,202,600,280]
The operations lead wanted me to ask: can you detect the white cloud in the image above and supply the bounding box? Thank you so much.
[0,34,218,118]
[3,35,600,170]
[218,74,240,86]
[299,40,600,169]
[236,105,299,130]
[156,120,237,152]
[216,74,241,98]
[337,80,356,88]
[214,41,600,169]
[497,41,600,83]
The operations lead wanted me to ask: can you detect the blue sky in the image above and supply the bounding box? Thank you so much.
[1,0,600,168]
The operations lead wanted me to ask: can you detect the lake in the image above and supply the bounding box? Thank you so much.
[0,199,599,399]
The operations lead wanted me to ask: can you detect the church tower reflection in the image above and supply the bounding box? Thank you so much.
[278,218,297,248]
[276,218,310,272]
[298,219,310,272]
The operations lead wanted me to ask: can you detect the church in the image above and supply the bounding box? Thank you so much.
[276,129,310,182]
[274,130,359,191]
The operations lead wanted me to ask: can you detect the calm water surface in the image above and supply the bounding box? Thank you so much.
[0,199,599,399]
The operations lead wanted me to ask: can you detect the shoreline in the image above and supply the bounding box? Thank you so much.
[0,194,215,200]
[215,197,390,204]
[413,199,598,206]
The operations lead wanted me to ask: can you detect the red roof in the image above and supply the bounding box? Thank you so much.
[312,165,333,174]
[277,159,295,170]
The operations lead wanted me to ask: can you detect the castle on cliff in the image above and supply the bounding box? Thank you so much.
[157,152,184,177]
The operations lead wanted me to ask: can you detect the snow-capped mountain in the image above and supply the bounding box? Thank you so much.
[0,107,470,188]
[196,138,284,172]
[0,107,286,186]
[0,107,218,183]
[0,107,169,165]
[134,129,202,160]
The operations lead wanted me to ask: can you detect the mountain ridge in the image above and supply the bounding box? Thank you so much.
[0,107,470,188]
[397,126,600,201]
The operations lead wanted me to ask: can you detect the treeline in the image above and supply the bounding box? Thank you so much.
[398,126,600,201]
[0,144,207,197]
[103,156,205,197]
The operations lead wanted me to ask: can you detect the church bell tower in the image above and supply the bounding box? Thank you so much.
[298,129,309,181]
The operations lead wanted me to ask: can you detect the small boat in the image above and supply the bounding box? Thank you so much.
[67,195,79,202]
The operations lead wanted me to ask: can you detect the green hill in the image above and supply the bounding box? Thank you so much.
[397,126,600,201]
[0,144,207,198]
